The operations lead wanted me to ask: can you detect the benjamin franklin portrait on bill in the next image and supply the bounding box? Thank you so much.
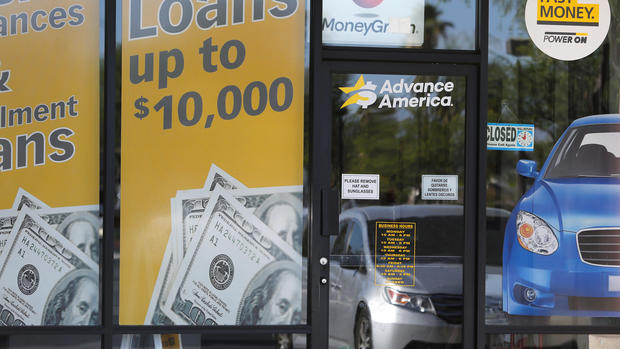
[43,269,99,326]
[237,260,301,325]
[254,193,303,253]
[57,212,100,261]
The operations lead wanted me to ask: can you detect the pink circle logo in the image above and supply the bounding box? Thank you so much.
[352,0,384,8]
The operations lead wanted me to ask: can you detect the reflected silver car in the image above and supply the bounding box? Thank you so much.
[330,205,509,349]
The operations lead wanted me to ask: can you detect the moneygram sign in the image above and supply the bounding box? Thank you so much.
[525,0,610,61]
[340,75,455,110]
[323,0,425,47]
[121,0,305,326]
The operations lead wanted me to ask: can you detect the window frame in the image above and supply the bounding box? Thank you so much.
[23,0,620,348]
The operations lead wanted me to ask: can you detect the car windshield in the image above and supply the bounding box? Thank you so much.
[367,215,464,262]
[545,124,620,179]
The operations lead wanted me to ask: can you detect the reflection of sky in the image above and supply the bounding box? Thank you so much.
[488,1,529,64]
[99,0,105,55]
[98,0,122,54]
[431,0,476,50]
[108,0,476,50]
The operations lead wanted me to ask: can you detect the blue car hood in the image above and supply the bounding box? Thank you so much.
[521,177,620,232]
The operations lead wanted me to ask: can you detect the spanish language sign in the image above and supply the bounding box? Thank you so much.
[487,123,535,151]
[525,0,610,61]
[323,0,424,47]
[0,0,101,326]
[421,175,458,201]
[375,222,415,287]
[121,0,305,326]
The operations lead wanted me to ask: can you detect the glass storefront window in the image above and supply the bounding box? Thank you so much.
[486,0,620,326]
[118,0,309,327]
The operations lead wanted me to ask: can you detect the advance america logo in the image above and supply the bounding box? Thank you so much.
[339,75,455,110]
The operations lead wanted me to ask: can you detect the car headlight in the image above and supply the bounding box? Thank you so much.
[384,287,436,314]
[516,211,558,255]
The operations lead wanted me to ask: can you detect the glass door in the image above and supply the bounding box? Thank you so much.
[323,65,477,349]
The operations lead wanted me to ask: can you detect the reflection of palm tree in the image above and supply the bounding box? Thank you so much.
[424,5,453,49]
[486,0,620,210]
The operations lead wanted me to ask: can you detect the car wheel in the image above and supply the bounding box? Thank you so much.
[276,333,292,349]
[354,308,372,349]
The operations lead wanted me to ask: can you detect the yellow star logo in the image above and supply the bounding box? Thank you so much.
[339,75,376,109]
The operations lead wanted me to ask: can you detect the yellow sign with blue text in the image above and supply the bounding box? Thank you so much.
[120,0,305,325]
[0,0,100,209]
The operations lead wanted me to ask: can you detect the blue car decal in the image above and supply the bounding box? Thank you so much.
[503,114,620,317]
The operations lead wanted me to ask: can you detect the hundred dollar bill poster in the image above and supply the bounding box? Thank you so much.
[120,0,305,325]
[0,1,101,326]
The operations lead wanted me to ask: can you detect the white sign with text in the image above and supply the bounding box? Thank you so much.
[422,175,458,201]
[342,174,380,200]
[323,0,425,47]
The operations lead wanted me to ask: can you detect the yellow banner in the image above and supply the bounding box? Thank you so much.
[0,0,100,208]
[120,0,305,324]
[537,0,600,26]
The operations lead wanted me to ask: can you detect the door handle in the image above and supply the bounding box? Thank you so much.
[321,188,339,236]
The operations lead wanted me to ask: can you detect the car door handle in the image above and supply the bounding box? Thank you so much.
[331,282,342,290]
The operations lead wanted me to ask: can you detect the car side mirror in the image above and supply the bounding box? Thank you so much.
[341,255,364,270]
[517,160,539,178]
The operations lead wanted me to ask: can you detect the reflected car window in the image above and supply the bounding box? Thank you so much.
[332,221,349,255]
[347,221,364,256]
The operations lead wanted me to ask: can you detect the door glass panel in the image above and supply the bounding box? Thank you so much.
[347,222,365,256]
[329,73,466,349]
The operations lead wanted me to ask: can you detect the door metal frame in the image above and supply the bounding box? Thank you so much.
[310,61,480,349]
